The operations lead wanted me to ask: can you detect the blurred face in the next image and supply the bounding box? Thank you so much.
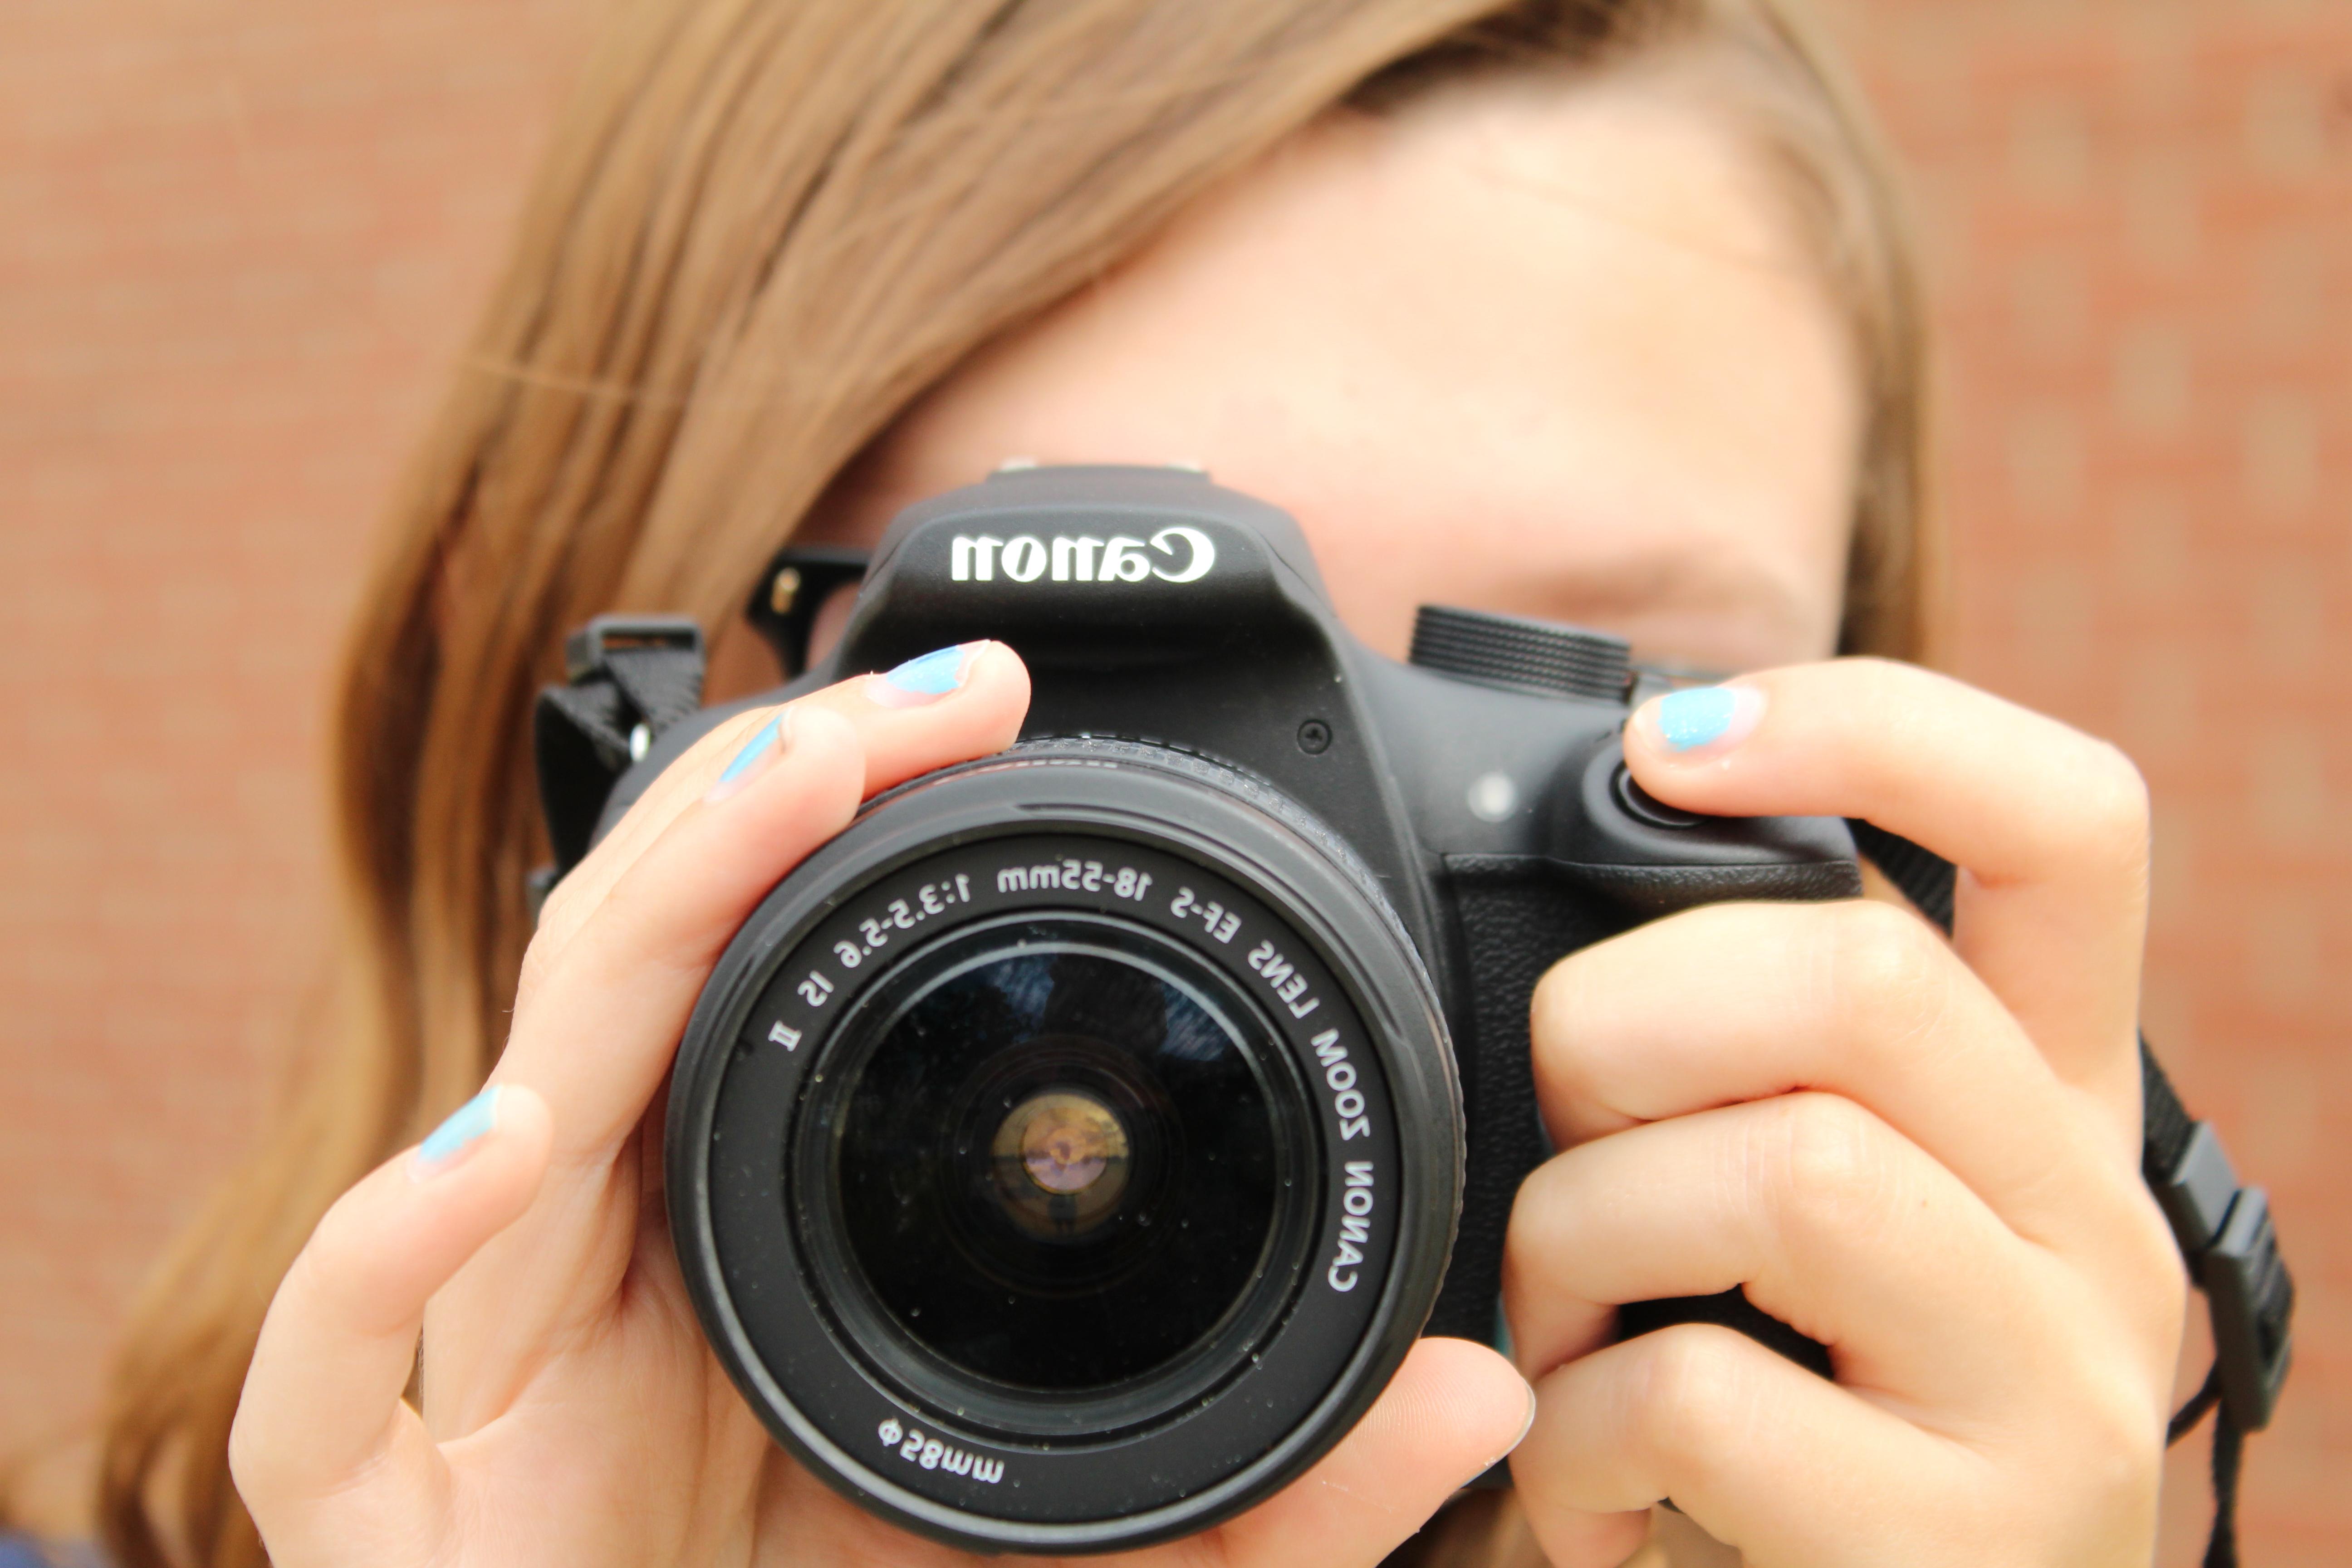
[794,67,1861,678]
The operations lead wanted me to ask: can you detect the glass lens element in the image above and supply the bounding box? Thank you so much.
[992,1088,1132,1232]
[820,921,1287,1394]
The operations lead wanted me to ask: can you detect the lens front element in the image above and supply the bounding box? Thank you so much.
[804,919,1306,1410]
[997,1088,1128,1218]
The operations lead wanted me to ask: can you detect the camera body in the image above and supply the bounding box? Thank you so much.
[590,466,1859,1553]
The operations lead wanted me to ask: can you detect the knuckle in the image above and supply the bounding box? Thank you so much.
[536,870,594,940]
[2060,1372,2167,1523]
[2113,1188,2194,1338]
[519,887,591,995]
[1503,1156,1577,1277]
[1529,956,1602,1097]
[1761,1093,1900,1244]
[514,934,555,1001]
[285,1213,355,1313]
[2092,1377,2166,1469]
[289,1186,390,1326]
[1529,953,1583,1044]
[1632,1327,1757,1482]
[534,873,580,932]
[2072,740,2152,867]
[1821,898,1953,1048]
[225,1405,267,1499]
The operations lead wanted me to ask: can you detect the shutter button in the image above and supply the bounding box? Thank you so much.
[1612,764,1706,829]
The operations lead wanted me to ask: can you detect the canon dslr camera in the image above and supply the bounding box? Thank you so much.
[548,466,1862,1552]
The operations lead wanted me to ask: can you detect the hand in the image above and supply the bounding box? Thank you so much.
[1503,659,2187,1568]
[229,641,1531,1568]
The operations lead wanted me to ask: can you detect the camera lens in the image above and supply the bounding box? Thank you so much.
[671,748,1461,1550]
[799,915,1308,1411]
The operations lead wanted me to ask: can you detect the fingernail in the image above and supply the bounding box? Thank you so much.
[865,642,985,710]
[706,710,791,802]
[1493,1380,1539,1468]
[1647,684,1765,755]
[412,1088,500,1179]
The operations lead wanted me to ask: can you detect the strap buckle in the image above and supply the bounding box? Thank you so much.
[2156,1121,2295,1431]
[564,613,704,684]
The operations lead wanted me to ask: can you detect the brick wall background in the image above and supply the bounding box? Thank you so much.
[1,0,2344,1561]
[1813,3,2352,1561]
[0,0,590,1529]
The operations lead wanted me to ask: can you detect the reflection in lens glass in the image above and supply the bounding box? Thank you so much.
[819,923,1288,1394]
[992,1089,1131,1234]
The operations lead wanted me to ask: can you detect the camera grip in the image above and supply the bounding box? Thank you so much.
[1436,787,1858,1392]
[1558,748,1853,1372]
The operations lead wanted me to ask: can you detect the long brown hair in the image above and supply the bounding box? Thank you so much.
[90,2,1929,1563]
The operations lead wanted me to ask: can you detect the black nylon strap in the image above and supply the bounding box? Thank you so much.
[2169,1366,2223,1446]
[2208,1412,2244,1568]
[2142,1044,2199,1194]
[534,616,705,875]
[1846,817,1955,931]
[1848,819,2293,1568]
[602,644,707,734]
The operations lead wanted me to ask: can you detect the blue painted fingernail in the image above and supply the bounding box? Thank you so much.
[706,711,789,802]
[868,643,983,709]
[414,1088,500,1176]
[1652,686,1764,753]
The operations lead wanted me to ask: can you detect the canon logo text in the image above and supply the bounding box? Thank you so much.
[949,527,1215,584]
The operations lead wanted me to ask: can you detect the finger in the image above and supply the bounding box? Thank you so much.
[230,1087,552,1555]
[1528,897,2149,1254]
[505,702,866,1159]
[1171,1338,1534,1568]
[1513,1324,1964,1568]
[583,641,1027,903]
[1624,659,2149,1131]
[529,641,1027,975]
[439,659,1028,1406]
[1503,1093,2047,1412]
[799,639,1033,797]
[515,642,1029,1155]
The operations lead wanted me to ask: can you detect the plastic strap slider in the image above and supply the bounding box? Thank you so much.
[2200,1184,2294,1433]
[564,614,703,683]
[2159,1120,2293,1433]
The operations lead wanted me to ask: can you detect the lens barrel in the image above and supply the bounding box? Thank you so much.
[666,741,1460,1553]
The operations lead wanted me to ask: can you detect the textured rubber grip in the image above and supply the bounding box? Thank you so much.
[1407,606,1631,702]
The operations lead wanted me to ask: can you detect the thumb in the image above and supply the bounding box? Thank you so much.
[231,1085,554,1566]
[1195,1338,1534,1567]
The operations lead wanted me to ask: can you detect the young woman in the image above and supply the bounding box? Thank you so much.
[91,1,2186,1564]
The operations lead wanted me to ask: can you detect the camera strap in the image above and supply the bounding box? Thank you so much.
[530,549,875,898]
[1849,820,2294,1568]
[532,615,707,877]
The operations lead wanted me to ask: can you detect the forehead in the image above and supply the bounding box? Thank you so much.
[820,69,1862,671]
